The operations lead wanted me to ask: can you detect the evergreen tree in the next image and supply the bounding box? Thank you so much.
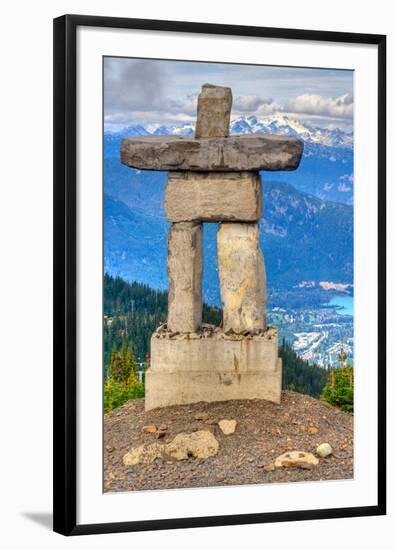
[109,346,123,382]
[321,349,353,412]
[109,340,138,384]
[104,342,144,413]
[279,340,328,397]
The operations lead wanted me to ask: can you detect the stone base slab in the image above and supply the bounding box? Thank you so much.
[145,327,281,410]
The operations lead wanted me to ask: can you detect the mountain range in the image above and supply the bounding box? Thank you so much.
[105,114,353,205]
[104,114,353,304]
[107,113,353,148]
[104,180,353,304]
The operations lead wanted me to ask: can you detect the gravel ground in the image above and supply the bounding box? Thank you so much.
[104,391,353,493]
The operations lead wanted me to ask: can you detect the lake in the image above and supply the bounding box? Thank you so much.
[327,295,354,316]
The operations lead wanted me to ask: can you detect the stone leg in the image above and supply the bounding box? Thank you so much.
[217,222,267,333]
[167,221,202,333]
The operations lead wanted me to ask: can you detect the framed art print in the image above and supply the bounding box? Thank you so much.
[53,15,386,535]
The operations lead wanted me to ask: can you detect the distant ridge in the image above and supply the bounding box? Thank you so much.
[104,180,352,302]
[105,113,353,149]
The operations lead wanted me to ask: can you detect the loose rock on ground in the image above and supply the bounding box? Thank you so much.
[104,391,353,492]
[123,430,219,465]
[218,419,237,435]
[316,442,333,458]
[274,451,319,469]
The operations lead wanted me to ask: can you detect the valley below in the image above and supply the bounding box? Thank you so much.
[268,290,353,367]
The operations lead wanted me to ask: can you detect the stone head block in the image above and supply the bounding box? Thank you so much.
[195,83,233,139]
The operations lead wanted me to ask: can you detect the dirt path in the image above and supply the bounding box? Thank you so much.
[104,391,353,492]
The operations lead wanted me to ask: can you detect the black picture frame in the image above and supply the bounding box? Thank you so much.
[53,14,387,536]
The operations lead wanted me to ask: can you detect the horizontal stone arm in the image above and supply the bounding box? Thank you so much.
[120,134,304,172]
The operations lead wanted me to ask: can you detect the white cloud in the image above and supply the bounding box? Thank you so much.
[104,58,166,113]
[104,57,353,129]
[284,93,353,119]
[168,94,198,116]
[233,95,279,115]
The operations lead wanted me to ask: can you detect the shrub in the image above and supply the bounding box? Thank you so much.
[104,340,144,412]
[104,372,144,413]
[321,365,354,412]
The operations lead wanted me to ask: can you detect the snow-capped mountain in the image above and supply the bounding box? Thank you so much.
[151,123,195,136]
[105,114,353,149]
[108,124,150,137]
[104,114,354,205]
[229,114,353,149]
[103,114,354,299]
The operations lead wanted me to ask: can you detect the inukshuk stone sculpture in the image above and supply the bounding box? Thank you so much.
[121,84,303,411]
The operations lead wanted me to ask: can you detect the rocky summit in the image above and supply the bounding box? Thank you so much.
[104,391,353,492]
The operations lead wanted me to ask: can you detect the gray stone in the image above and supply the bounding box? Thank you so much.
[217,223,267,333]
[120,134,304,172]
[165,171,262,222]
[145,326,281,410]
[167,222,202,333]
[195,83,232,139]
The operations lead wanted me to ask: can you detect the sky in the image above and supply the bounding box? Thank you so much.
[104,57,354,132]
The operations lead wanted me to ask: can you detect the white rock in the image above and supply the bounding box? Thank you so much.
[218,419,237,435]
[316,442,333,458]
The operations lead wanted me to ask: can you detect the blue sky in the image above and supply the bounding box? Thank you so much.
[104,57,353,131]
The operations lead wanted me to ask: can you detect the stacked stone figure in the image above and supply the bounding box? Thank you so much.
[121,84,303,410]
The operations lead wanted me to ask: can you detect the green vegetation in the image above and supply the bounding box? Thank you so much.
[279,339,328,397]
[104,341,144,412]
[104,374,145,413]
[104,274,332,408]
[321,349,354,412]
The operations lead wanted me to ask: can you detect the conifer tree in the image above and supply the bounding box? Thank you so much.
[321,348,353,412]
[109,346,123,382]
